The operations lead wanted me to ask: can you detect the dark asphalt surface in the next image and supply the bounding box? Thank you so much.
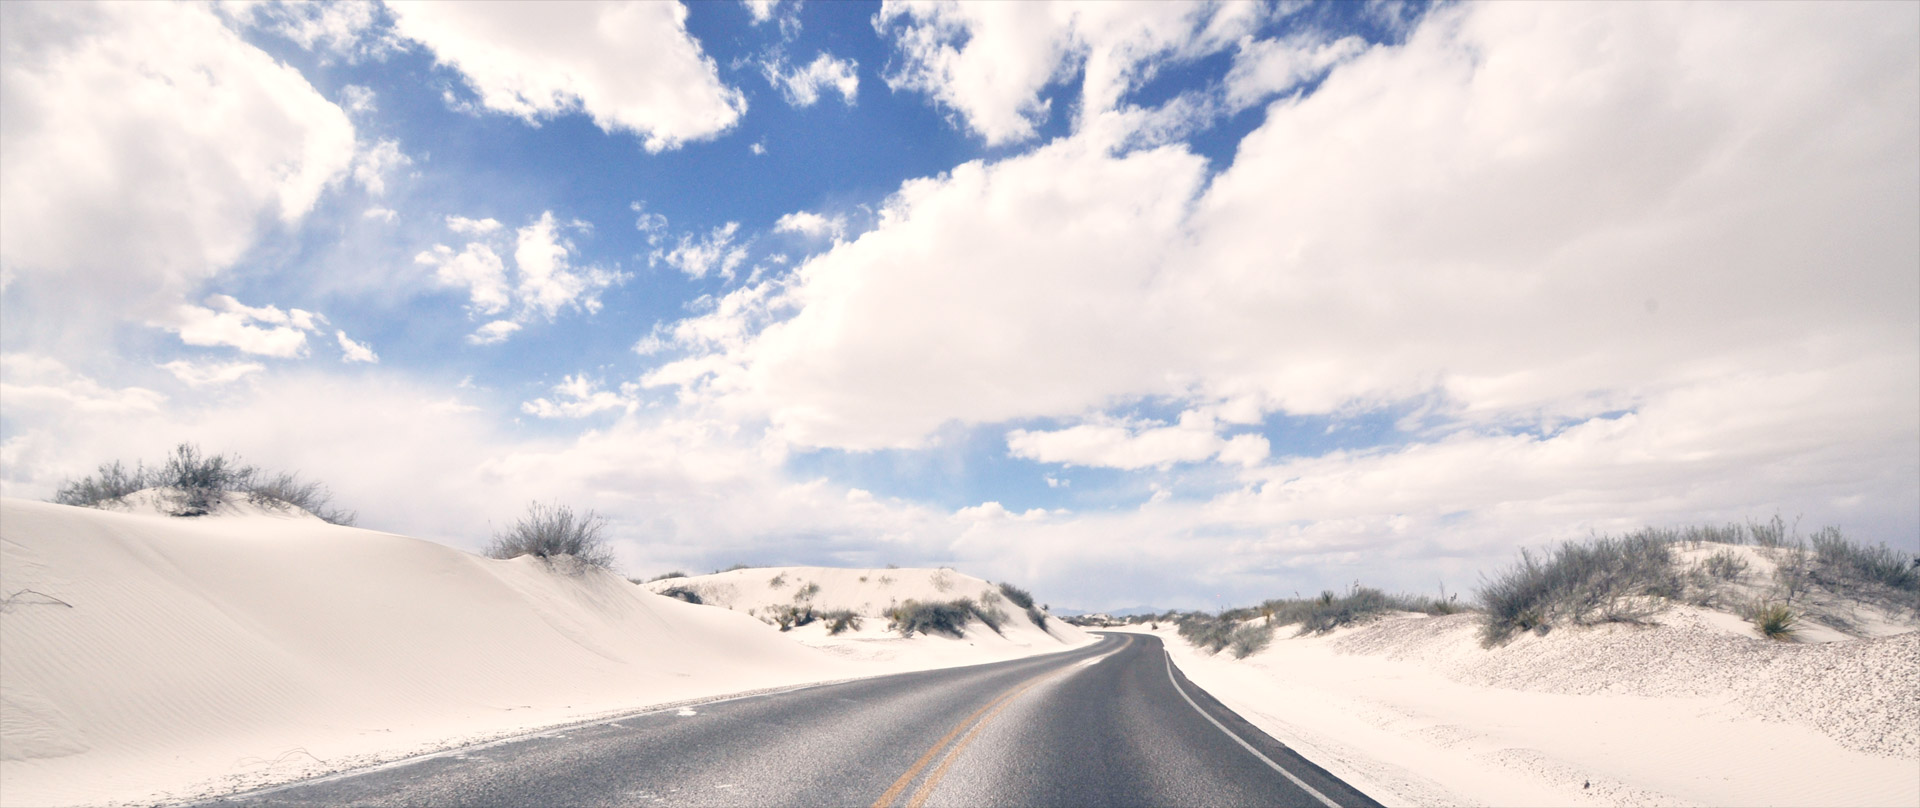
[202,632,1379,807]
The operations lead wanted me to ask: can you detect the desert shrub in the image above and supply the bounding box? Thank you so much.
[1176,614,1235,653]
[1227,622,1274,659]
[821,609,863,635]
[887,599,981,638]
[484,501,613,568]
[245,470,355,525]
[1747,601,1798,640]
[1702,548,1750,581]
[794,581,821,601]
[649,571,689,582]
[769,573,788,588]
[772,604,816,631]
[1477,533,1681,646]
[53,460,149,508]
[996,581,1049,629]
[51,444,354,524]
[1809,528,1918,597]
[657,586,704,605]
[156,443,255,517]
[719,563,755,573]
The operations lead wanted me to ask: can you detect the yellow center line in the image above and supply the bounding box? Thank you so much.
[869,668,1057,808]
[903,674,1053,808]
[872,636,1128,808]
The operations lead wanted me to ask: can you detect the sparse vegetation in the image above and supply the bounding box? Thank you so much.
[1477,520,1918,646]
[51,444,355,525]
[821,609,863,635]
[1227,622,1273,658]
[657,586,704,605]
[1702,549,1749,581]
[794,581,821,602]
[1809,527,1918,602]
[1476,532,1681,646]
[769,573,788,588]
[484,501,612,569]
[772,604,816,631]
[997,581,1050,629]
[886,598,1005,638]
[648,571,689,582]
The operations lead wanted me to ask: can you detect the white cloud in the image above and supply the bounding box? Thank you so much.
[750,141,767,156]
[1222,33,1366,111]
[0,1,355,319]
[335,331,379,364]
[340,84,377,115]
[637,2,1919,567]
[352,138,411,196]
[364,207,398,223]
[874,1,1259,145]
[416,242,511,315]
[468,320,521,346]
[762,52,859,107]
[773,211,847,242]
[228,0,395,62]
[422,212,628,343]
[1007,411,1247,470]
[447,215,503,236]
[661,222,749,280]
[159,359,265,388]
[1,355,166,415]
[387,1,746,152]
[522,375,637,419]
[163,295,327,358]
[744,0,781,25]
[514,212,627,317]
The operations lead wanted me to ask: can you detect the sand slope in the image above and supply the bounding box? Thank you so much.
[0,497,865,806]
[645,566,1091,667]
[1132,604,1919,807]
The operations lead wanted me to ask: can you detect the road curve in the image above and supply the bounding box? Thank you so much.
[203,632,1379,807]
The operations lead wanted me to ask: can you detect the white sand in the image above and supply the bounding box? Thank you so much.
[0,497,1086,807]
[1123,604,1919,807]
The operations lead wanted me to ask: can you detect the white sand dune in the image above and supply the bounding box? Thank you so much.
[644,566,1089,667]
[0,497,1084,807]
[1129,598,1919,807]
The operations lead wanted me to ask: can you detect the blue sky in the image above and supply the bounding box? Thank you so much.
[2,0,1916,611]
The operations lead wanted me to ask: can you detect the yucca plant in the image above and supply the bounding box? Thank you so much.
[1747,601,1798,641]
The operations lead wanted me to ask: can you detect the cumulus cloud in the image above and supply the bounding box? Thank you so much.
[874,1,1260,145]
[416,242,511,315]
[335,331,379,364]
[352,138,411,196]
[387,1,746,151]
[515,213,626,317]
[0,1,355,319]
[639,2,1919,561]
[773,211,847,242]
[1,355,166,415]
[1007,411,1264,470]
[164,295,327,358]
[660,222,749,280]
[159,359,266,388]
[467,320,521,346]
[762,53,859,107]
[227,0,396,62]
[522,375,638,419]
[1222,32,1366,111]
[418,212,628,334]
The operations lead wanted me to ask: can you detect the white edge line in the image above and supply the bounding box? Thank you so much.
[1163,651,1342,808]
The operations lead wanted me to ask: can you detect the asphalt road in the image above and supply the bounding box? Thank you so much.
[204,632,1379,807]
